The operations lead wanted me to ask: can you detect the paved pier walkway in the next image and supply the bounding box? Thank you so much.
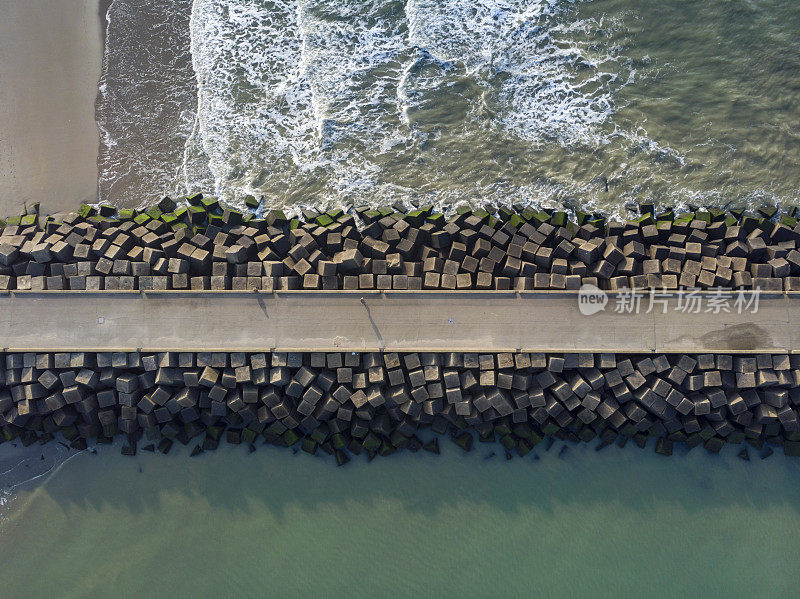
[0,290,796,353]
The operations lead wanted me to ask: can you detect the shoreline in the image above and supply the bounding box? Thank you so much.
[0,0,105,217]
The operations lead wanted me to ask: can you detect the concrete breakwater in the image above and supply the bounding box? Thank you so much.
[2,196,800,292]
[2,351,799,463]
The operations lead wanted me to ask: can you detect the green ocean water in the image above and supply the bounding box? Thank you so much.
[2,441,799,598]
[100,0,800,212]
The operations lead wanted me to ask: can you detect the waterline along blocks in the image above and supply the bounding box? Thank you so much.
[2,198,800,291]
[2,351,800,462]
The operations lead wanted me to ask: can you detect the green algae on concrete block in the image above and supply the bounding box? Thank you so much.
[200,196,219,212]
[454,431,473,452]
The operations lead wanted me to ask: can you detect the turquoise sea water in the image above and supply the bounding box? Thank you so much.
[2,441,800,598]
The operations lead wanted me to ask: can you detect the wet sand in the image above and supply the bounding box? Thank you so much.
[0,0,105,217]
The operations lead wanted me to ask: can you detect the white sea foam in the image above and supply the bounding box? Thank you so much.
[186,0,634,209]
[96,0,798,215]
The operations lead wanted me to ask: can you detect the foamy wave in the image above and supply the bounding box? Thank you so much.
[186,0,631,209]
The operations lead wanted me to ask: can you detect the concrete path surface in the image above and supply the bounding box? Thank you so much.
[0,290,796,354]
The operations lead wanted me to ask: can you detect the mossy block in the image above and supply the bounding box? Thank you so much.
[389,430,409,449]
[404,209,426,226]
[728,208,744,221]
[118,208,136,221]
[500,434,516,450]
[740,215,758,233]
[201,197,219,212]
[668,431,687,443]
[20,431,38,447]
[709,209,726,222]
[516,439,532,457]
[171,222,188,232]
[326,208,344,220]
[265,421,286,436]
[472,208,491,222]
[575,211,591,225]
[788,206,799,218]
[158,438,173,454]
[158,197,177,212]
[509,213,525,228]
[187,193,204,205]
[655,437,673,456]
[331,433,347,449]
[98,204,116,217]
[784,441,800,457]
[587,217,605,228]
[362,433,381,452]
[695,211,711,224]
[145,206,162,220]
[160,212,178,225]
[422,438,440,455]
[242,213,255,223]
[88,216,109,228]
[20,214,37,227]
[578,427,596,443]
[226,429,242,444]
[288,218,301,230]
[497,206,515,221]
[727,431,745,445]
[756,217,773,233]
[548,211,566,227]
[724,215,738,227]
[188,205,206,224]
[674,212,694,222]
[378,440,396,457]
[757,205,778,219]
[244,195,260,209]
[241,428,257,445]
[376,206,393,217]
[206,425,224,441]
[131,213,149,226]
[174,205,188,219]
[638,202,654,216]
[315,214,334,227]
[656,209,675,221]
[301,438,317,455]
[0,218,6,229]
[335,449,350,466]
[704,437,725,453]
[494,423,511,437]
[279,429,298,446]
[426,213,445,227]
[266,209,288,227]
[59,425,79,441]
[541,422,559,436]
[208,214,224,227]
[78,203,96,218]
[222,208,243,226]
[780,215,797,228]
[454,431,473,452]
[518,208,535,222]
[487,215,499,228]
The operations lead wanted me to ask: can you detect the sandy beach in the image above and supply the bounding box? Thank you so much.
[0,0,105,217]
